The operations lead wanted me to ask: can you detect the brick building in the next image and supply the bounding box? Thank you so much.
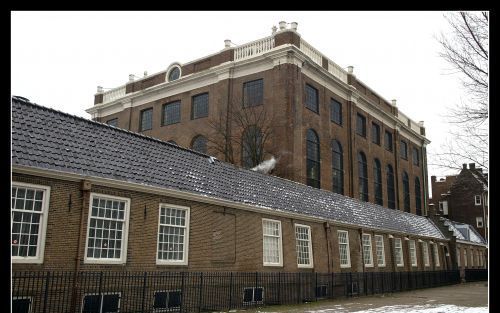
[86,22,430,216]
[429,163,488,241]
[11,97,486,312]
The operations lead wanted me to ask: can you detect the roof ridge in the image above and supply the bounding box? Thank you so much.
[11,96,214,159]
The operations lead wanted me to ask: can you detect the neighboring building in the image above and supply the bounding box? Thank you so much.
[86,22,430,216]
[11,97,486,312]
[429,163,488,241]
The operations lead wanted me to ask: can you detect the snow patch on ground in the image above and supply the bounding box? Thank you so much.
[304,304,488,313]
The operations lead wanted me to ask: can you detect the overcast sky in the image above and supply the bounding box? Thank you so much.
[12,11,475,184]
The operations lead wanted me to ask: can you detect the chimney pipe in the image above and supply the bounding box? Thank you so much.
[462,164,467,169]
[279,21,287,30]
[290,22,298,31]
[469,163,475,170]
[224,39,231,48]
[347,66,354,74]
[391,99,397,107]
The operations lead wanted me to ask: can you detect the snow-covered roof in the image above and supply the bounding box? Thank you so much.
[442,218,486,245]
[12,97,446,240]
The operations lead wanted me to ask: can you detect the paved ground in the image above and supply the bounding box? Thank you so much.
[238,282,488,312]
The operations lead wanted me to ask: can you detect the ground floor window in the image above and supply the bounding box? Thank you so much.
[12,297,32,313]
[315,285,328,298]
[82,293,120,313]
[153,290,182,311]
[243,287,263,305]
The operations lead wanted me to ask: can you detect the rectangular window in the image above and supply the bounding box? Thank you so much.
[337,230,351,268]
[439,201,449,215]
[12,183,51,264]
[162,101,181,125]
[191,93,209,119]
[153,290,182,311]
[412,147,420,166]
[106,118,118,127]
[457,248,461,267]
[394,238,404,267]
[330,98,342,125]
[305,84,319,113]
[474,195,482,205]
[384,131,393,151]
[295,224,313,268]
[371,123,380,145]
[243,79,264,107]
[12,297,32,313]
[362,234,373,267]
[400,140,408,159]
[82,293,120,313]
[476,217,484,228]
[243,287,264,305]
[422,242,430,266]
[464,250,468,267]
[433,244,440,267]
[140,108,153,131]
[409,240,417,267]
[157,205,190,265]
[356,114,366,137]
[85,194,130,264]
[262,219,283,266]
[374,235,386,267]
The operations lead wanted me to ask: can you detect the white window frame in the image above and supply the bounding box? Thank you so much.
[362,234,374,267]
[394,238,404,267]
[81,292,121,313]
[337,230,351,268]
[409,240,417,267]
[153,289,182,312]
[295,224,314,268]
[464,249,468,267]
[262,219,283,267]
[11,182,51,264]
[156,204,190,266]
[474,195,481,205]
[433,243,440,267]
[84,193,130,264]
[422,242,430,267]
[476,217,484,228]
[457,248,461,267]
[438,201,448,215]
[374,235,386,267]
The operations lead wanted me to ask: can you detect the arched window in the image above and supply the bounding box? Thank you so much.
[373,159,383,205]
[242,126,264,169]
[358,151,368,201]
[386,165,396,209]
[331,140,343,195]
[415,177,422,216]
[403,171,410,212]
[191,135,207,154]
[306,129,320,188]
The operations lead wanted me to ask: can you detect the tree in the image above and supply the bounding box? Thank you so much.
[207,101,274,169]
[431,11,489,171]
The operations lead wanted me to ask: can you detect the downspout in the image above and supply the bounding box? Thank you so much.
[70,180,91,313]
[348,102,354,196]
[323,222,332,273]
[359,228,365,273]
[394,127,401,210]
[225,66,234,163]
[421,144,429,216]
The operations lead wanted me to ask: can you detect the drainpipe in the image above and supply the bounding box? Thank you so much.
[324,222,333,273]
[359,228,365,273]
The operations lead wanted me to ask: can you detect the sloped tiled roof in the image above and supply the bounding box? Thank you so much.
[442,218,486,245]
[12,97,445,239]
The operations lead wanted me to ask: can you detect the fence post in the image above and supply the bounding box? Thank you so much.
[314,272,318,301]
[228,272,234,310]
[277,272,281,305]
[141,272,147,313]
[97,272,103,313]
[42,271,51,313]
[197,273,203,313]
[180,272,185,312]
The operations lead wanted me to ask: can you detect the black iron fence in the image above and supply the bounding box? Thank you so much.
[12,270,460,313]
[464,269,488,282]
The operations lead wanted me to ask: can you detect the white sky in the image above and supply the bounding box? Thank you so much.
[11,11,472,183]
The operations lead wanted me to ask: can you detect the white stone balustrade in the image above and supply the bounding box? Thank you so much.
[102,85,126,103]
[300,38,348,84]
[234,36,275,61]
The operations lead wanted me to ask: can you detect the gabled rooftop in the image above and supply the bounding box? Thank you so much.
[13,96,444,239]
[442,218,486,245]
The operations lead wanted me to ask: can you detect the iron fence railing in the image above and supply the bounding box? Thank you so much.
[464,269,488,282]
[12,270,461,313]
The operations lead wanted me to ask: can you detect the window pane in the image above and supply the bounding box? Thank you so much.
[358,152,368,201]
[356,114,366,137]
[82,295,100,313]
[163,101,181,125]
[243,79,264,107]
[168,291,182,308]
[158,207,188,262]
[403,172,410,212]
[191,136,207,154]
[102,294,120,313]
[332,141,344,195]
[385,131,393,151]
[330,99,342,125]
[153,292,167,309]
[140,108,153,131]
[386,165,396,209]
[371,123,380,144]
[12,298,31,313]
[305,84,319,113]
[192,93,209,119]
[400,140,408,159]
[306,129,320,188]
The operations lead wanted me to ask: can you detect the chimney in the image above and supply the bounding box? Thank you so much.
[347,66,354,74]
[279,21,287,30]
[431,176,437,183]
[97,86,104,93]
[290,22,298,31]
[469,163,475,170]
[129,74,135,82]
[462,164,467,169]
[391,99,397,107]
[224,39,231,48]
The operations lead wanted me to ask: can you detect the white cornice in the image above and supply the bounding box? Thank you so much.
[13,165,447,242]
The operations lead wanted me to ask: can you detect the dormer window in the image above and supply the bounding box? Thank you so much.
[167,64,182,82]
[474,195,482,206]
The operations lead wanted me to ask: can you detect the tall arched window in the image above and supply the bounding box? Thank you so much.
[415,177,422,216]
[242,126,264,169]
[331,140,343,195]
[403,171,410,212]
[373,159,383,205]
[358,151,368,201]
[191,135,207,154]
[306,129,320,188]
[386,165,396,209]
